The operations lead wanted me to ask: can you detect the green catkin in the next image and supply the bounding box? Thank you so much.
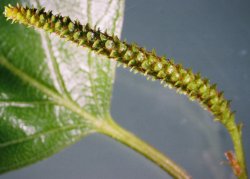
[3,5,248,178]
[2,5,236,127]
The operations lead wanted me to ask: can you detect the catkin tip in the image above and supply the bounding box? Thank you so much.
[3,6,16,19]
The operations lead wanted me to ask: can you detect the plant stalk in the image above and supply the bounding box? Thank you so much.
[97,118,191,179]
[227,120,248,179]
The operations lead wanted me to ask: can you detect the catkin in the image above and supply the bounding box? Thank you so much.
[4,4,235,127]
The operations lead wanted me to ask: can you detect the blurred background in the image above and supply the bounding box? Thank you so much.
[2,0,250,178]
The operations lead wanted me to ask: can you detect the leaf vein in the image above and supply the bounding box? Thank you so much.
[0,123,92,148]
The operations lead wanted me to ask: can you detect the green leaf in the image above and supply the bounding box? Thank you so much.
[0,0,124,173]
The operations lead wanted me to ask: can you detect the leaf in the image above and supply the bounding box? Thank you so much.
[0,0,124,174]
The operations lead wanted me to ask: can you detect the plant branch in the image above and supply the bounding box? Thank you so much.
[98,117,191,179]
[226,120,248,179]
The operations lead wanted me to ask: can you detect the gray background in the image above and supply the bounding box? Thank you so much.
[1,0,250,178]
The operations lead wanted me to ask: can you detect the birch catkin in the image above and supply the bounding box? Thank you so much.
[4,4,235,127]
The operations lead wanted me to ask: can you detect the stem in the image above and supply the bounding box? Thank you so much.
[227,120,248,179]
[97,117,191,179]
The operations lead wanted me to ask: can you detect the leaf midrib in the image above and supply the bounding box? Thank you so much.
[0,101,55,107]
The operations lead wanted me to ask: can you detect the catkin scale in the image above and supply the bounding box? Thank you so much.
[4,5,236,127]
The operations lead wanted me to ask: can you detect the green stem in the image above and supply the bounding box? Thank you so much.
[227,120,248,179]
[97,117,191,179]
